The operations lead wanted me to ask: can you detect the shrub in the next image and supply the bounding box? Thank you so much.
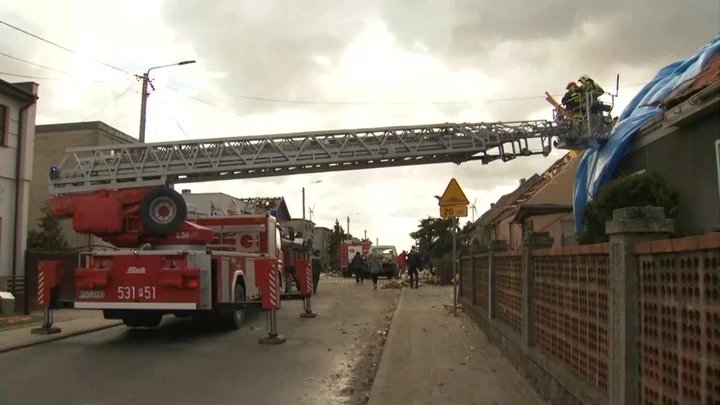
[577,172,679,244]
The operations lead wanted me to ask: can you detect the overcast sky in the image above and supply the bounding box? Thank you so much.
[1,0,718,249]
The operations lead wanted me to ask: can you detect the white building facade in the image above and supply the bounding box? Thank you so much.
[0,80,38,294]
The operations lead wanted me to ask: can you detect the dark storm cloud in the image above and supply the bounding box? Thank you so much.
[378,0,720,72]
[160,0,379,116]
[161,0,718,92]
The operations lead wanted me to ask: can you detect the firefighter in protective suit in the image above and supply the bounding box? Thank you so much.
[561,82,583,120]
[578,75,606,114]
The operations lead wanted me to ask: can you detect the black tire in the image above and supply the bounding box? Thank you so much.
[122,318,143,328]
[221,284,246,330]
[139,187,188,235]
[123,313,162,328]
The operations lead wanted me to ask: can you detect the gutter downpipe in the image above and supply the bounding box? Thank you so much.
[11,98,37,312]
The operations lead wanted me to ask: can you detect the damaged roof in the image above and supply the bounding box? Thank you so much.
[663,52,720,107]
[465,151,581,233]
[238,197,291,220]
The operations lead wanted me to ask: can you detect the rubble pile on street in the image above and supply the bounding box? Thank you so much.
[381,269,440,289]
[382,273,409,289]
[419,269,439,285]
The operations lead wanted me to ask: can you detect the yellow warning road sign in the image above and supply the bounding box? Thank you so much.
[438,178,470,206]
[440,205,468,219]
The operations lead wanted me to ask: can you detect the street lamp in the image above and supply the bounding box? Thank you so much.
[301,180,322,220]
[138,60,197,143]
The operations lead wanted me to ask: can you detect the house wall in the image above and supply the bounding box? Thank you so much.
[620,104,720,235]
[312,226,332,265]
[0,82,38,292]
[523,155,581,247]
[181,192,248,216]
[30,122,137,250]
[490,155,581,250]
[281,219,315,242]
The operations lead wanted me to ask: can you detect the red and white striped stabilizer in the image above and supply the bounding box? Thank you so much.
[268,269,278,308]
[305,260,313,294]
[37,270,45,307]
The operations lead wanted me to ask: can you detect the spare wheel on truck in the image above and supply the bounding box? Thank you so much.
[139,187,188,235]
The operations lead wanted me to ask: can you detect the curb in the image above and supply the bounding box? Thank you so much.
[0,321,123,354]
[366,287,406,405]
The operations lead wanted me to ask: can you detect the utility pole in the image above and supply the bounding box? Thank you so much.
[138,73,150,143]
[138,60,196,143]
[346,216,350,239]
[301,180,322,221]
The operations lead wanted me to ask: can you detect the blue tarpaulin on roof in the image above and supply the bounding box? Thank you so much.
[573,35,720,233]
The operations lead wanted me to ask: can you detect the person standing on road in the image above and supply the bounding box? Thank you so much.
[407,246,422,289]
[351,252,365,284]
[367,251,383,290]
[397,250,408,276]
[311,250,322,295]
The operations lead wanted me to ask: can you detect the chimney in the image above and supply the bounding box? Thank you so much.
[519,178,526,186]
[181,189,192,194]
[490,203,495,208]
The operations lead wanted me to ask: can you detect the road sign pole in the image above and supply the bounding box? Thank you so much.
[452,219,458,317]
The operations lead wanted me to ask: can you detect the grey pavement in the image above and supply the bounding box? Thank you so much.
[0,281,400,405]
[369,286,547,405]
[0,309,122,353]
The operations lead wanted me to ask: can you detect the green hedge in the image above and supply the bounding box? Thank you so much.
[577,172,679,244]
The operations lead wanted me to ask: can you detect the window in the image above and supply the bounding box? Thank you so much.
[0,104,8,146]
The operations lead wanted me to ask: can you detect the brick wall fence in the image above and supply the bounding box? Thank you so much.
[459,207,720,405]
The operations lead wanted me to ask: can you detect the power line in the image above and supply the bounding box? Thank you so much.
[82,80,139,121]
[166,85,249,120]
[0,51,69,75]
[0,52,116,84]
[168,82,649,106]
[161,102,192,139]
[0,71,62,80]
[0,69,119,84]
[0,19,133,76]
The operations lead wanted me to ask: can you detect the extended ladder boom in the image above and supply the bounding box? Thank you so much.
[49,120,571,195]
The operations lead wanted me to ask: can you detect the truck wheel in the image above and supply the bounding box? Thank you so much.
[141,314,163,328]
[122,318,143,328]
[139,187,188,235]
[221,284,246,330]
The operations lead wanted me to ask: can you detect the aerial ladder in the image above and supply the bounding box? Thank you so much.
[33,118,584,343]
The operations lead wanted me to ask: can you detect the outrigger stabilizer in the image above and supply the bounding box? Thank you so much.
[279,258,317,319]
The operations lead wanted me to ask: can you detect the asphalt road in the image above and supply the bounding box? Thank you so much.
[0,278,400,405]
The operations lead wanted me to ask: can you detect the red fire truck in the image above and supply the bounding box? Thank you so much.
[38,186,291,331]
[35,119,572,338]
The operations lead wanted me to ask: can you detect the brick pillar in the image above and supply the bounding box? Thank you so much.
[487,240,508,319]
[522,231,553,350]
[606,207,673,405]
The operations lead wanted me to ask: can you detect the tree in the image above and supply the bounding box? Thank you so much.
[328,218,352,270]
[409,217,460,266]
[27,204,69,251]
[577,172,680,244]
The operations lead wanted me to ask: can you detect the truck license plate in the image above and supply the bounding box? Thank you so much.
[117,286,156,300]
